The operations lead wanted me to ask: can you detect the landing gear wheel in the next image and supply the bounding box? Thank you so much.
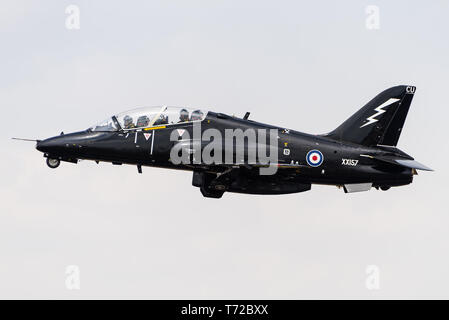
[46,158,60,169]
[380,186,390,191]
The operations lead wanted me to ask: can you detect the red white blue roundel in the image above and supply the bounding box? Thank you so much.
[306,149,324,167]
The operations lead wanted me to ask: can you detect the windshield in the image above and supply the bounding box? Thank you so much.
[89,117,118,132]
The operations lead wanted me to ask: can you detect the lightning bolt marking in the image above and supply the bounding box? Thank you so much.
[360,98,400,128]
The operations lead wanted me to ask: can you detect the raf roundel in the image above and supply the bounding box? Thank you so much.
[306,149,324,167]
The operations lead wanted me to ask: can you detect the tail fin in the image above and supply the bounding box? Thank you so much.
[326,85,416,147]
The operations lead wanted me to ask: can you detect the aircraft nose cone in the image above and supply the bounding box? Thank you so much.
[36,131,92,155]
[35,140,46,152]
[36,136,66,153]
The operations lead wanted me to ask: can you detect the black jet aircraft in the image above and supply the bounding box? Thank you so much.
[16,85,431,198]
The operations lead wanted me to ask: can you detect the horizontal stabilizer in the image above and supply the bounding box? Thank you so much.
[395,159,433,171]
[367,154,433,171]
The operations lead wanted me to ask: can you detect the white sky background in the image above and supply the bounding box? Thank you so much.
[0,0,448,299]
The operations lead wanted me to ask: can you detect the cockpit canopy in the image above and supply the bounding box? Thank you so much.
[89,106,208,132]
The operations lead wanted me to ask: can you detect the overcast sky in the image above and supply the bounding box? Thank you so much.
[1,0,448,299]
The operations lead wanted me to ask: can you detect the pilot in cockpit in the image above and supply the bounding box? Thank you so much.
[191,110,204,121]
[136,115,150,128]
[123,115,136,129]
[179,109,189,123]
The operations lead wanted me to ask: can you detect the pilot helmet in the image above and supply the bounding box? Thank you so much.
[136,115,149,127]
[191,110,203,121]
[179,109,189,121]
[123,115,133,127]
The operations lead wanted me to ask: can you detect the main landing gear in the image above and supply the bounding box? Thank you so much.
[374,185,391,191]
[193,171,226,199]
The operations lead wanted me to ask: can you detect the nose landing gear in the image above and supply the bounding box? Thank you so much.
[46,158,60,169]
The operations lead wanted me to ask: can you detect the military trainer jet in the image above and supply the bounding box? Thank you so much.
[17,85,431,198]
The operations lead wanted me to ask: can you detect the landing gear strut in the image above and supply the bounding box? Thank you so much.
[46,158,60,169]
[193,171,226,199]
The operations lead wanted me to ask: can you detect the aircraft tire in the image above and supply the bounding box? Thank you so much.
[46,158,60,169]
